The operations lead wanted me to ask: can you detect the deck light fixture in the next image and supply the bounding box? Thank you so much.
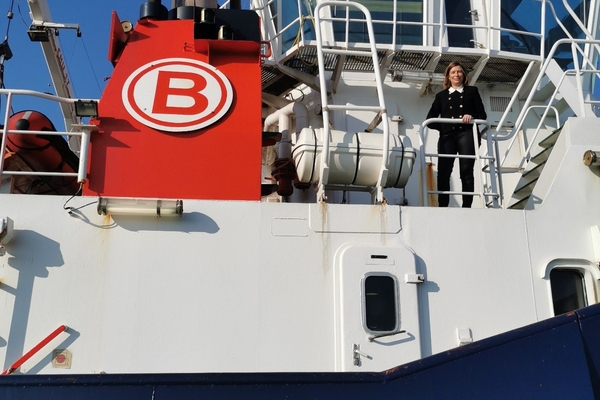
[97,198,183,217]
[74,100,99,118]
[27,26,50,42]
[28,22,81,42]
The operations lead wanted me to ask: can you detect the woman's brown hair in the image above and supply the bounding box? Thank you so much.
[443,61,469,89]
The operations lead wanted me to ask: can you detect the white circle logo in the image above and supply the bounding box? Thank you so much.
[122,58,233,132]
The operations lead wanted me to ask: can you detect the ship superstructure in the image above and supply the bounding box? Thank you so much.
[0,0,599,396]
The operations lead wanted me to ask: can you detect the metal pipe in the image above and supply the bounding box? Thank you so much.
[264,103,309,197]
[263,103,309,159]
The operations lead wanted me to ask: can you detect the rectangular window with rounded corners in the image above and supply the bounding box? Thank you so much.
[550,268,587,315]
[332,2,423,46]
[364,275,398,332]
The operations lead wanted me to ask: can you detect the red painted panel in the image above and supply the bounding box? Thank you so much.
[84,19,262,201]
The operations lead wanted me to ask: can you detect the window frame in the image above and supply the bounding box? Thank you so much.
[544,259,599,316]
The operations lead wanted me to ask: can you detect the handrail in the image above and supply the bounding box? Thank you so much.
[494,0,600,136]
[561,0,595,41]
[0,88,95,104]
[418,118,495,208]
[495,38,600,141]
[0,89,98,186]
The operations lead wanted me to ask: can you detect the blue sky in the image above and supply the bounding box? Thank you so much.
[1,0,250,127]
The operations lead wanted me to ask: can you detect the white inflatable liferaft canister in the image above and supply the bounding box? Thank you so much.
[292,128,416,188]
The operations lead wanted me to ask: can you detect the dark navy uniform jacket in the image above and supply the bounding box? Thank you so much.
[426,86,487,134]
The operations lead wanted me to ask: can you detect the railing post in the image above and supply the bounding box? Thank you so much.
[418,123,428,207]
[483,127,499,208]
[74,124,98,184]
[571,42,587,117]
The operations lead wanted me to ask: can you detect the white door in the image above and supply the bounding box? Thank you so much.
[335,244,422,371]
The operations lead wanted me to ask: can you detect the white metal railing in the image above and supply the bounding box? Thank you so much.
[0,89,97,187]
[494,0,600,139]
[419,118,498,208]
[255,0,553,61]
[495,38,600,140]
[487,2,600,202]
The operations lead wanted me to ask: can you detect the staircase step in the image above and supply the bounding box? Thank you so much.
[507,125,562,210]
[508,195,530,210]
[530,145,554,163]
[522,161,545,179]
[538,127,562,148]
[514,176,538,194]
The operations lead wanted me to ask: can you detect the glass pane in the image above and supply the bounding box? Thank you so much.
[500,0,542,54]
[500,0,589,60]
[544,0,589,67]
[445,0,473,48]
[550,269,587,315]
[332,1,423,45]
[364,275,397,331]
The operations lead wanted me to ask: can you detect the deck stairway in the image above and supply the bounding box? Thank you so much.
[507,127,562,210]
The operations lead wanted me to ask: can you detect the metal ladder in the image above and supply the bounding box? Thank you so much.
[313,1,390,203]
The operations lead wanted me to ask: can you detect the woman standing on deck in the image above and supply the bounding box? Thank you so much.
[426,61,487,208]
